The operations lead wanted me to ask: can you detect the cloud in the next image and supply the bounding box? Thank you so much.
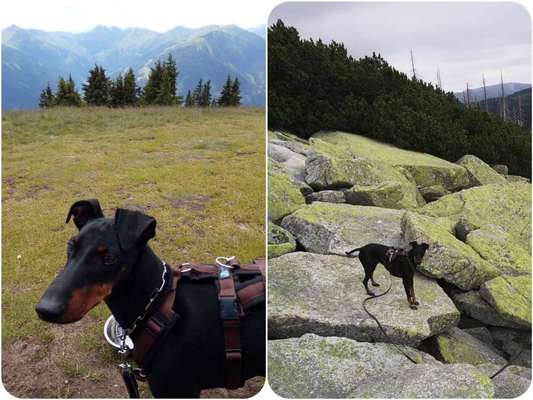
[269,1,531,91]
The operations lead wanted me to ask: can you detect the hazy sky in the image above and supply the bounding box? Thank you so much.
[1,0,275,32]
[269,2,531,92]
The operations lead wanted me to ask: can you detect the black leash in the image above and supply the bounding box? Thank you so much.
[361,275,419,364]
[362,276,525,378]
[489,349,525,379]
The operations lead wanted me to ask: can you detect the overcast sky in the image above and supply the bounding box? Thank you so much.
[269,2,531,92]
[1,0,275,32]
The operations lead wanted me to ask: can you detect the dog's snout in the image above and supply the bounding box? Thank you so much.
[35,297,66,323]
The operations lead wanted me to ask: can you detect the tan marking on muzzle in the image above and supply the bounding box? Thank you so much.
[61,283,113,323]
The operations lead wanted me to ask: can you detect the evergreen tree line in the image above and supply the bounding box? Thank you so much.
[268,20,531,177]
[40,54,241,108]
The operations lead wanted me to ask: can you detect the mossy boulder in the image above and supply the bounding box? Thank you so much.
[430,327,507,365]
[344,181,418,209]
[477,364,531,398]
[466,225,531,276]
[402,211,499,290]
[313,131,469,191]
[281,202,405,255]
[451,290,525,329]
[305,138,420,208]
[306,190,346,204]
[415,182,532,279]
[268,222,296,259]
[268,136,312,195]
[492,164,509,175]
[457,154,507,186]
[268,334,439,398]
[269,252,460,346]
[419,184,450,202]
[350,363,494,398]
[479,275,532,329]
[268,159,305,222]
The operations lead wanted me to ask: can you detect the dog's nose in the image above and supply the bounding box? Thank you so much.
[35,298,66,323]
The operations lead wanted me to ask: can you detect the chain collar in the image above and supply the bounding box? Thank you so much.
[119,261,168,357]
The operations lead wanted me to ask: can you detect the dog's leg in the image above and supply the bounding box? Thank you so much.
[410,287,419,306]
[363,272,375,296]
[370,272,380,287]
[402,276,417,310]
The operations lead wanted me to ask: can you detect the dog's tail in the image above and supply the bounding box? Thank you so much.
[345,247,363,256]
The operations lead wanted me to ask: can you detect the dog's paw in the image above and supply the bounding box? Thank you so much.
[409,304,418,310]
[372,282,380,287]
[413,300,420,306]
[366,291,376,297]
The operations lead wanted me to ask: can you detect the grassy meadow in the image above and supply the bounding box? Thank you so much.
[1,106,265,397]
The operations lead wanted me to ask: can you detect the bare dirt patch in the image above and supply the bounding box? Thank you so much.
[2,317,263,398]
[169,195,210,212]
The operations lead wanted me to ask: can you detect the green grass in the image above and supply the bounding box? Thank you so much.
[2,106,265,348]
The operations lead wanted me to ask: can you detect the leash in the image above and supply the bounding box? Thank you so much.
[362,275,420,364]
[489,348,525,379]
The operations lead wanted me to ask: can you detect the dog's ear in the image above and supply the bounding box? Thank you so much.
[409,240,418,247]
[421,243,429,250]
[114,209,156,251]
[66,199,104,230]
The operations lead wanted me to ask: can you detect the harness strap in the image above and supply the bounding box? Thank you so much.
[132,269,179,366]
[218,275,242,389]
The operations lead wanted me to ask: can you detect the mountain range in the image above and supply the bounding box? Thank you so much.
[454,82,531,103]
[2,24,265,109]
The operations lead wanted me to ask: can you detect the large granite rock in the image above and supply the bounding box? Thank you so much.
[268,138,312,195]
[344,181,419,209]
[350,363,494,398]
[419,184,450,202]
[403,182,532,288]
[306,190,346,204]
[402,212,499,290]
[457,154,507,186]
[269,252,460,346]
[489,327,532,368]
[420,182,532,254]
[477,364,531,398]
[312,131,469,191]
[480,275,532,329]
[305,138,420,208]
[268,222,296,259]
[451,290,525,329]
[429,327,507,365]
[281,202,405,255]
[269,334,493,398]
[268,159,305,222]
[466,225,531,276]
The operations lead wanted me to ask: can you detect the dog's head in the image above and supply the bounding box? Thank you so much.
[408,241,429,265]
[35,199,156,323]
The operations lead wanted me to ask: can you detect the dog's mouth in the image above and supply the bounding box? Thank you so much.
[414,257,423,265]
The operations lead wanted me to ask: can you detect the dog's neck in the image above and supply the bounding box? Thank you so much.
[105,245,166,332]
[406,250,417,270]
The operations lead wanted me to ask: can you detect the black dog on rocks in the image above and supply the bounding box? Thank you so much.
[345,241,429,309]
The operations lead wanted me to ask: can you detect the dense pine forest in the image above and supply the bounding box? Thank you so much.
[268,20,531,177]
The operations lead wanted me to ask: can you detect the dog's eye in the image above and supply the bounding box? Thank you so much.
[102,253,118,266]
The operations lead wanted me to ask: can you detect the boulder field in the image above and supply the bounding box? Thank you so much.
[268,130,531,398]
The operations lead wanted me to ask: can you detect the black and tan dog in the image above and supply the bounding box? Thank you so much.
[346,241,429,309]
[35,199,265,397]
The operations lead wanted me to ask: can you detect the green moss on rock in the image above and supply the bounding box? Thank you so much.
[480,275,532,328]
[268,159,305,222]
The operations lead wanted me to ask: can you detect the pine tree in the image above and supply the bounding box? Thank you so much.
[230,77,241,106]
[55,75,82,106]
[83,64,110,106]
[156,67,175,105]
[123,68,138,106]
[185,90,194,107]
[143,60,163,104]
[199,80,212,107]
[218,74,233,106]
[192,79,203,106]
[109,74,125,107]
[39,83,55,108]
